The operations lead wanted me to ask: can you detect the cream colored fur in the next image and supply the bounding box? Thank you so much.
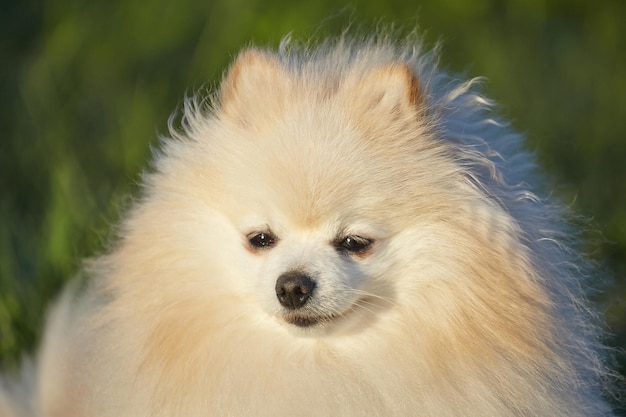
[0,33,616,416]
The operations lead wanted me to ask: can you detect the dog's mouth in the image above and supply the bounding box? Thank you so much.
[279,300,364,329]
[276,295,388,335]
[282,312,340,328]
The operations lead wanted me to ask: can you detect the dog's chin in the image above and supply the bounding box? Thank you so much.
[282,313,339,328]
[278,314,339,337]
[277,303,359,336]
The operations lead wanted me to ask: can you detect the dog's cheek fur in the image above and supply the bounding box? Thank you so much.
[381,192,594,410]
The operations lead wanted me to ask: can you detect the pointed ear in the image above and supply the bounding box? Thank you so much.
[219,49,285,123]
[349,64,421,117]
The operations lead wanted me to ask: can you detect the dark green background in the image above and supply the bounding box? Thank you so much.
[1,0,624,407]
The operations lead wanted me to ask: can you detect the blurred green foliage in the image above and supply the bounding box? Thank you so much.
[1,0,625,399]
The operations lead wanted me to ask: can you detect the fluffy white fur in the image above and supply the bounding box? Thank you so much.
[0,33,617,416]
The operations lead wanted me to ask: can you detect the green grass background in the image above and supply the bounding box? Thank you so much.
[1,0,625,406]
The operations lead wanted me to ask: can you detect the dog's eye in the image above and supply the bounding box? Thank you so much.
[247,231,278,250]
[335,235,373,254]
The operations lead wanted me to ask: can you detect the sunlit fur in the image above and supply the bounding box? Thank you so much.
[1,33,616,416]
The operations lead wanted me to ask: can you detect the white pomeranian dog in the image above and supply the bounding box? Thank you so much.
[0,32,618,416]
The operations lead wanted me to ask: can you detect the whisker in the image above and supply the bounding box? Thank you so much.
[344,288,396,306]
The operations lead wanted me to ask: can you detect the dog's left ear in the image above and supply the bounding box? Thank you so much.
[219,49,285,123]
[347,64,421,119]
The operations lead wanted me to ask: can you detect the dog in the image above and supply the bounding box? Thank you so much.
[0,32,617,416]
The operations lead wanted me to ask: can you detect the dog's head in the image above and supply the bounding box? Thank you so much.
[188,49,454,336]
[138,46,534,340]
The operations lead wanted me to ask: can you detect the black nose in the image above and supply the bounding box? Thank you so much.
[275,272,316,310]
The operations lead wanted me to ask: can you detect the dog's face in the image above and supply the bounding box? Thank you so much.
[235,209,390,335]
[208,110,401,335]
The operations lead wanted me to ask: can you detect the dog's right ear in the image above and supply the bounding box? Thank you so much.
[219,49,284,124]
